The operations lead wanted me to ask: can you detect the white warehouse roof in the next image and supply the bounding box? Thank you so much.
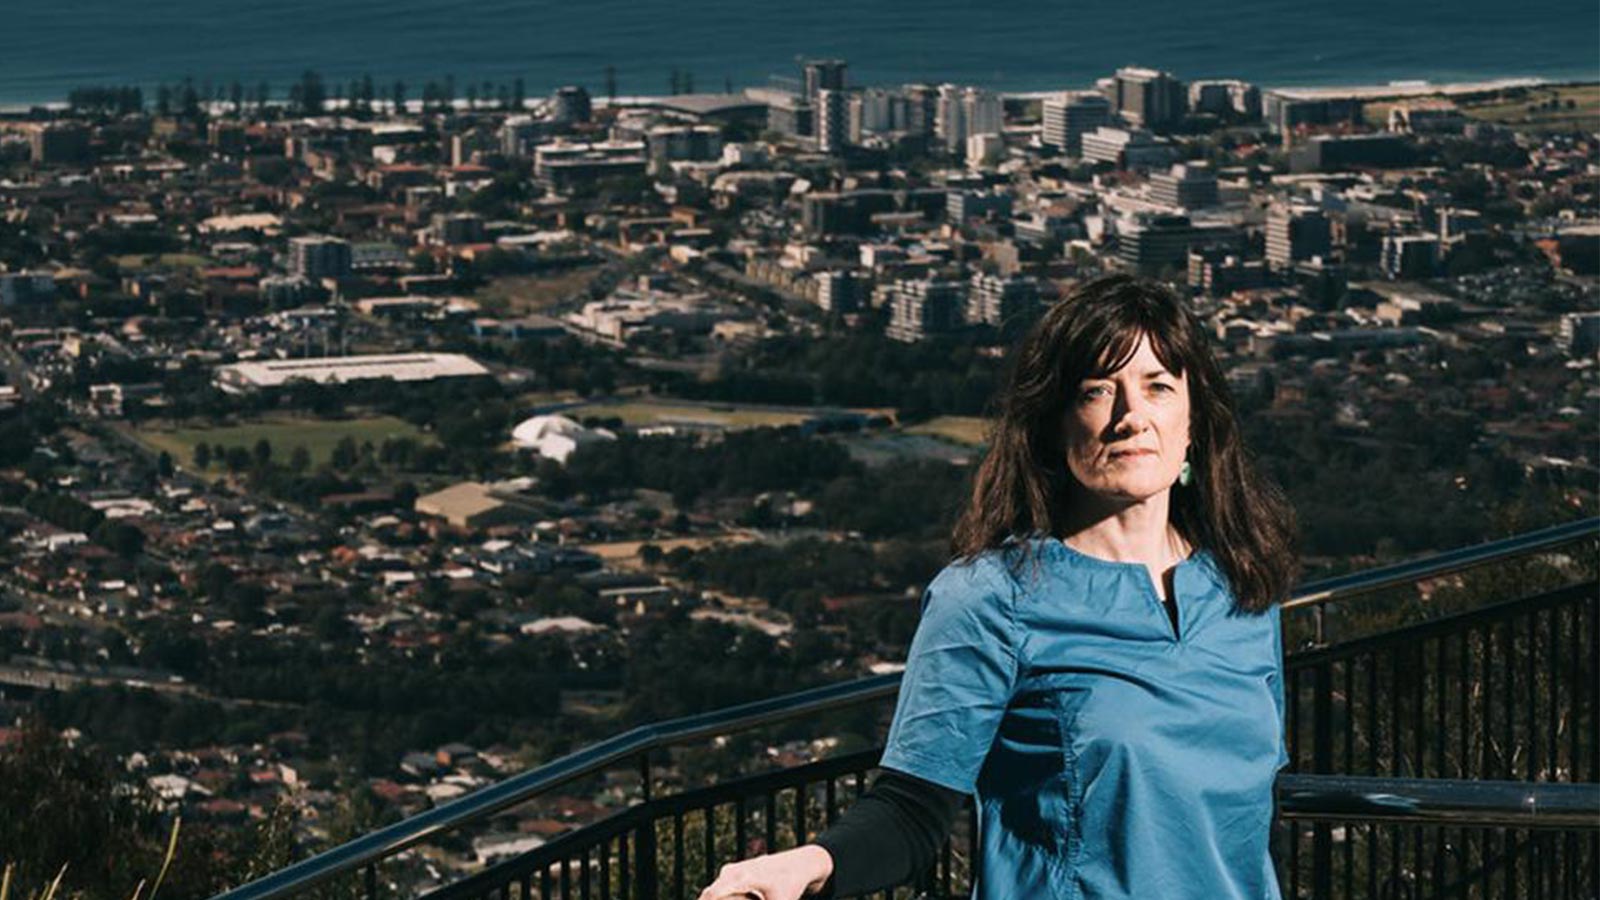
[215,353,489,393]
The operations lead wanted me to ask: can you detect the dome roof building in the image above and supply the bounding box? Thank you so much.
[510,414,616,464]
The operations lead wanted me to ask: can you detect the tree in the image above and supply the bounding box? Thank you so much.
[394,480,419,510]
[331,436,359,470]
[0,719,234,899]
[225,582,268,626]
[225,446,252,473]
[93,520,145,558]
[296,69,326,115]
[639,543,664,567]
[193,443,211,469]
[289,445,311,473]
[179,76,200,119]
[157,450,175,479]
[392,80,407,114]
[312,603,352,642]
[199,562,234,602]
[252,438,273,468]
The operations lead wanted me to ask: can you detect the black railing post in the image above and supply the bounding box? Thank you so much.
[636,817,658,900]
[640,751,653,803]
[1311,661,1333,900]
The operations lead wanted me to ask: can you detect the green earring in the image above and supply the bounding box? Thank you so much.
[1178,460,1193,487]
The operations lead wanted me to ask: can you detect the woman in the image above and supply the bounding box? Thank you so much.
[698,274,1299,900]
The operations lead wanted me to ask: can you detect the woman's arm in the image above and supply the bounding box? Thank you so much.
[810,769,965,898]
[697,770,964,900]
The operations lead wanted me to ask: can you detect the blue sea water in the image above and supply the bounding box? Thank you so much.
[4,0,1597,105]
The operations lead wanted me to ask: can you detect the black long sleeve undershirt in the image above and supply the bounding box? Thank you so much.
[808,771,1286,897]
[809,770,964,899]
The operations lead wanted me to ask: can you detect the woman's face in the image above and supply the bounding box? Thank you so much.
[1062,333,1191,504]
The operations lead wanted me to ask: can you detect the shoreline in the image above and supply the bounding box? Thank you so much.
[1,73,1595,117]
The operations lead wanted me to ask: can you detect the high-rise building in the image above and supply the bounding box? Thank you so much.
[1188,80,1259,119]
[966,88,1003,142]
[816,88,849,154]
[290,236,353,280]
[1188,248,1267,297]
[1438,208,1484,244]
[1265,205,1333,270]
[967,273,1040,330]
[1289,134,1413,173]
[936,85,1002,156]
[1117,216,1242,275]
[903,84,937,136]
[967,133,1004,167]
[549,86,593,124]
[647,125,724,173]
[1560,312,1600,358]
[815,270,859,313]
[935,84,966,155]
[1381,234,1441,280]
[1080,127,1176,170]
[450,128,498,166]
[766,92,813,139]
[1111,67,1187,130]
[886,278,966,342]
[948,191,1014,222]
[1189,82,1233,116]
[1117,215,1198,274]
[1042,92,1111,156]
[852,89,891,138]
[1148,162,1219,209]
[803,60,847,104]
[1261,91,1363,135]
[500,116,553,158]
[29,123,90,165]
[433,213,487,245]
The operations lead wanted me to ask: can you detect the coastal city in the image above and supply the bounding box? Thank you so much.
[0,58,1596,893]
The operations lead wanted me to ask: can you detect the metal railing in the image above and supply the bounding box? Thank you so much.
[212,517,1600,900]
[406,760,1599,900]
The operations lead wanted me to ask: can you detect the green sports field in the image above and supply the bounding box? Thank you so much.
[905,416,990,446]
[127,416,431,471]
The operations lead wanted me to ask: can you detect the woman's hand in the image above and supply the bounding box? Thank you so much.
[696,844,834,900]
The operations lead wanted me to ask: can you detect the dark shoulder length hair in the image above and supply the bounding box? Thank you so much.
[951,274,1298,612]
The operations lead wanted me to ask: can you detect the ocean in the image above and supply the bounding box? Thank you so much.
[4,0,1597,106]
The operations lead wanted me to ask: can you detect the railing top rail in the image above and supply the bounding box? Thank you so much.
[1277,774,1600,829]
[211,516,1598,900]
[1280,517,1595,610]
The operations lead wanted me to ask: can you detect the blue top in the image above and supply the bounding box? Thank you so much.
[879,536,1287,900]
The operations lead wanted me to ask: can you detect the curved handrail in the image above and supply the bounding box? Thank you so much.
[211,516,1598,900]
